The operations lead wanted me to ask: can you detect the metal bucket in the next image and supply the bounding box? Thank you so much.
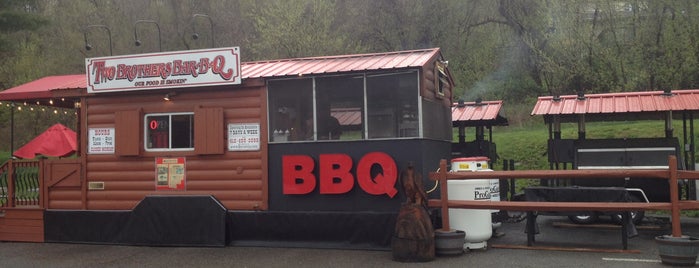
[655,235,699,266]
[434,229,466,256]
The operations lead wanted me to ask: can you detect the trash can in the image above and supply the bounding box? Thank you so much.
[448,157,493,250]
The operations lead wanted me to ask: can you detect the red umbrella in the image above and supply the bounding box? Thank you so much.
[13,123,77,159]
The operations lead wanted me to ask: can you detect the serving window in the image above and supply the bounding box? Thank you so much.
[144,112,194,151]
[268,70,419,142]
[268,79,314,142]
[367,72,418,138]
[316,75,364,140]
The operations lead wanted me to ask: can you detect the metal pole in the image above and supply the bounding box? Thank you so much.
[509,159,515,200]
[692,113,696,170]
[10,102,14,156]
[684,112,689,169]
[666,111,674,138]
[691,113,697,200]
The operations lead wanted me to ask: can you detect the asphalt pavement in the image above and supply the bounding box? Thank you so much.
[0,214,696,268]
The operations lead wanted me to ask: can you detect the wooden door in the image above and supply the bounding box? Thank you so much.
[44,159,83,209]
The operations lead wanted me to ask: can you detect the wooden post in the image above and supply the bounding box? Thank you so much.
[669,155,682,237]
[438,159,450,231]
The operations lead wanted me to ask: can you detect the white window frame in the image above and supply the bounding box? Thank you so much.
[143,112,195,152]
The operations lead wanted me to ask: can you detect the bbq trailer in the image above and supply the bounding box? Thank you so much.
[0,47,456,249]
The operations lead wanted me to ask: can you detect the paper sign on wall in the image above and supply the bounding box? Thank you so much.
[228,123,260,151]
[88,128,115,154]
[155,157,186,190]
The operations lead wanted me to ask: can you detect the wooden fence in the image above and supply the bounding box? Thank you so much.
[0,159,42,208]
[0,159,45,242]
[428,155,699,238]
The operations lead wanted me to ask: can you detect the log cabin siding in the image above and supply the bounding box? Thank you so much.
[81,85,268,211]
[420,61,454,141]
[421,64,453,108]
[47,189,82,209]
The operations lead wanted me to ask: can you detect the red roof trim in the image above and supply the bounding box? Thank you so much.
[451,100,507,124]
[0,74,86,101]
[241,48,440,78]
[532,90,699,115]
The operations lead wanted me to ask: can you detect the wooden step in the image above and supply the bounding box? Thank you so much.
[0,208,44,242]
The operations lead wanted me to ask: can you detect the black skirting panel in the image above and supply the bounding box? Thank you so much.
[226,211,397,250]
[44,208,400,249]
[44,210,131,244]
[45,195,227,247]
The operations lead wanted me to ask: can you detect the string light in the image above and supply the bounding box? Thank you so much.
[0,99,79,118]
[49,99,53,105]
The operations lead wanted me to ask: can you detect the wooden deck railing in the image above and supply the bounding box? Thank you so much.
[0,159,42,208]
[428,155,699,238]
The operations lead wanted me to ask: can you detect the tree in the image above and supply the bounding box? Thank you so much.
[0,0,49,152]
[5,0,699,134]
[245,0,362,59]
[0,0,48,88]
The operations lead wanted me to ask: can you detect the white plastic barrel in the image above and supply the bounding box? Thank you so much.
[448,157,492,250]
[452,157,499,211]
